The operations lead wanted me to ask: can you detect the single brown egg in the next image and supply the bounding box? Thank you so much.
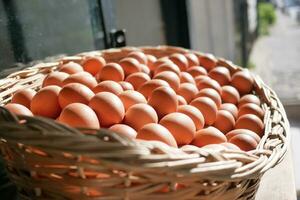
[187,66,207,77]
[93,81,123,95]
[177,105,205,130]
[177,83,198,103]
[195,88,222,108]
[197,78,222,94]
[194,75,210,85]
[229,134,258,151]
[119,81,134,91]
[198,53,217,71]
[109,124,137,139]
[30,86,61,118]
[124,103,158,131]
[82,56,106,76]
[221,85,240,105]
[127,51,147,64]
[238,94,261,108]
[146,54,157,70]
[180,72,196,84]
[220,142,241,150]
[235,114,264,136]
[59,62,83,74]
[11,88,36,109]
[58,103,100,129]
[190,97,218,125]
[208,67,231,86]
[226,129,261,143]
[154,62,180,76]
[213,110,235,133]
[153,71,180,91]
[62,72,97,89]
[191,126,227,147]
[184,53,199,67]
[125,72,151,90]
[160,112,196,145]
[59,83,94,108]
[42,72,69,87]
[177,95,187,105]
[238,103,264,119]
[137,123,177,147]
[140,64,150,75]
[98,63,124,82]
[219,103,238,119]
[5,103,33,116]
[89,92,125,127]
[169,53,188,71]
[151,57,173,72]
[138,79,169,99]
[119,90,147,110]
[231,71,254,95]
[119,57,142,76]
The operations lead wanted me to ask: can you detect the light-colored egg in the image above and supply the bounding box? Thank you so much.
[238,103,264,119]
[62,72,97,89]
[138,79,169,99]
[93,81,123,95]
[177,95,187,105]
[146,54,157,70]
[42,72,69,87]
[208,67,231,86]
[89,92,125,127]
[169,53,188,71]
[231,71,254,95]
[235,114,264,136]
[187,66,207,77]
[221,85,240,105]
[180,72,196,84]
[98,63,124,82]
[58,103,100,129]
[153,71,180,91]
[198,53,217,71]
[5,103,33,116]
[119,81,134,91]
[30,85,61,118]
[229,134,258,151]
[137,123,177,147]
[219,103,238,119]
[119,57,142,76]
[191,126,227,147]
[125,72,151,90]
[177,83,198,103]
[154,62,181,76]
[58,83,94,108]
[238,94,261,108]
[190,97,218,125]
[197,78,222,94]
[159,112,196,145]
[195,88,222,108]
[213,110,235,133]
[82,56,106,76]
[177,105,205,130]
[11,88,36,109]
[59,62,83,74]
[119,90,147,110]
[226,129,261,143]
[109,124,137,139]
[127,51,147,65]
[184,53,199,67]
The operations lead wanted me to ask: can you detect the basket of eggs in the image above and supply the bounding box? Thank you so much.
[0,46,289,200]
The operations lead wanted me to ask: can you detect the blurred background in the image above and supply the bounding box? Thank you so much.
[0,0,300,199]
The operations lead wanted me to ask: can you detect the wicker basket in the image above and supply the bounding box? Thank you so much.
[0,46,289,200]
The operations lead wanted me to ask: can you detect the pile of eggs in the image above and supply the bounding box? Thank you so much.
[5,51,265,152]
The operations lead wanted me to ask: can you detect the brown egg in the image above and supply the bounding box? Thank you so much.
[109,124,137,139]
[82,57,106,76]
[138,79,169,99]
[238,103,264,119]
[191,127,227,147]
[235,114,264,136]
[229,134,258,151]
[89,92,125,127]
[213,110,235,133]
[208,67,231,86]
[190,97,218,125]
[177,105,205,130]
[220,142,241,150]
[148,86,178,118]
[146,54,157,70]
[154,62,180,76]
[194,75,210,85]
[177,95,187,105]
[160,112,195,145]
[195,88,222,108]
[184,53,199,67]
[98,63,124,82]
[169,53,188,71]
[127,51,147,64]
[42,72,69,87]
[238,94,261,108]
[62,72,97,89]
[125,72,151,90]
[11,88,36,109]
[31,86,61,118]
[154,71,180,91]
[137,123,177,147]
[177,83,198,103]
[221,85,240,105]
[219,103,238,119]
[151,57,173,72]
[5,103,33,116]
[226,129,261,143]
[93,81,123,95]
[59,62,83,74]
[140,64,150,75]
[197,53,217,71]
[187,66,207,77]
[119,57,142,76]
[59,83,94,108]
[119,90,147,110]
[119,81,134,91]
[180,72,196,84]
[231,71,254,95]
[197,78,222,94]
[58,103,100,129]
[124,103,158,131]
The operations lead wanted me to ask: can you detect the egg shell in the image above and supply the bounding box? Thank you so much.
[5,103,33,116]
[226,129,261,143]
[146,54,157,70]
[187,66,207,77]
[93,81,123,95]
[154,62,181,76]
[140,64,150,75]
[62,72,97,89]
[30,85,61,118]
[58,103,100,129]
[231,71,254,95]
[177,83,198,103]
[208,67,231,86]
[159,112,196,145]
[190,97,218,125]
[229,134,258,151]
[124,103,158,131]
[98,63,124,82]
[191,126,227,147]
[59,62,83,74]
[89,92,125,127]
[125,72,151,90]
[180,72,196,84]
[220,142,240,150]
[177,105,205,130]
[221,85,240,105]
[169,53,188,71]
[238,94,261,108]
[177,95,187,105]
[184,53,199,67]
[154,71,180,91]
[82,57,106,76]
[119,57,142,76]
[109,124,137,139]
[238,103,264,119]
[197,53,217,71]
[195,88,222,108]
[119,81,134,91]
[119,90,147,110]
[213,110,235,133]
[11,88,36,109]
[235,114,264,136]
[194,75,210,85]
[197,78,222,94]
[42,72,69,87]
[137,123,177,147]
[58,83,94,108]
[220,103,238,119]
[148,86,178,118]
[127,51,147,64]
[138,79,169,99]
[152,57,173,72]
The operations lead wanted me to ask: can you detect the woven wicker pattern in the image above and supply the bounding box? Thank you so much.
[0,46,289,200]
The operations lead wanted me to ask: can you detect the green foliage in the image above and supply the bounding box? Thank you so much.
[258,2,276,35]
